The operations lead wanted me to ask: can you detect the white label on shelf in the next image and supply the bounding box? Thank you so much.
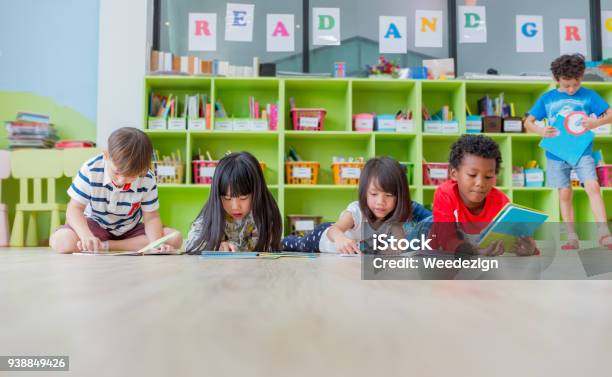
[442,121,459,133]
[215,119,233,130]
[395,119,414,133]
[466,120,482,132]
[429,168,448,180]
[233,119,250,131]
[341,167,361,179]
[526,171,544,182]
[299,117,319,128]
[504,120,522,132]
[512,173,525,187]
[252,119,269,131]
[168,118,187,130]
[378,119,396,131]
[295,220,315,231]
[593,123,611,135]
[188,118,206,130]
[292,167,312,178]
[157,165,176,176]
[355,118,373,130]
[423,121,443,133]
[200,167,216,177]
[148,118,166,130]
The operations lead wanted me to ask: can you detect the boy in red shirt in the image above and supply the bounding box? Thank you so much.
[430,135,537,256]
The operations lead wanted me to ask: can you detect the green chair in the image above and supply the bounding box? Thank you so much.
[62,147,102,177]
[9,150,65,247]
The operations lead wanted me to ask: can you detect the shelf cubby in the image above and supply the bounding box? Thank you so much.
[284,79,350,131]
[351,79,419,128]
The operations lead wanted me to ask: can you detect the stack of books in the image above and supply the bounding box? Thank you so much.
[5,112,58,149]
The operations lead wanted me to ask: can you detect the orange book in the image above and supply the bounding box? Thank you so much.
[206,103,212,129]
[201,60,212,74]
[150,50,159,72]
[188,56,196,75]
[172,56,180,72]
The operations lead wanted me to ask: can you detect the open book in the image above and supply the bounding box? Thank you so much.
[73,232,183,256]
[200,251,317,259]
[478,203,548,248]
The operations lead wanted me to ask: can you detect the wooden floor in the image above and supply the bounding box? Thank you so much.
[1,249,612,377]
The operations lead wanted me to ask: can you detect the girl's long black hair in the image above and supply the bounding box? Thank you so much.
[358,157,412,224]
[186,151,282,252]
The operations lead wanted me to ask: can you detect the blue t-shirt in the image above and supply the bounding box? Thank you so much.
[528,87,609,161]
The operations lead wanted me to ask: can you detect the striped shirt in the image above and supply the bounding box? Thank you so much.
[67,154,159,236]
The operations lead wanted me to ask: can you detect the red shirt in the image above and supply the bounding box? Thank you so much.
[430,180,509,252]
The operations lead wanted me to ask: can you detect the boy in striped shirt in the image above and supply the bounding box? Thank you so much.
[50,127,182,253]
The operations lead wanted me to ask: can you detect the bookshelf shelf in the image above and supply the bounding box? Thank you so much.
[144,76,611,236]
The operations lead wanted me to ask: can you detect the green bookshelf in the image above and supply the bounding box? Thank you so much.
[143,77,612,239]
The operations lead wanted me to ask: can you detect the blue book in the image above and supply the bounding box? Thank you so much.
[539,112,594,166]
[200,252,259,259]
[478,203,548,248]
[199,251,317,259]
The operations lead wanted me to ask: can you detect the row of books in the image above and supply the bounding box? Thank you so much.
[150,50,257,77]
[149,92,211,119]
[477,94,515,117]
[214,98,278,130]
[5,112,58,149]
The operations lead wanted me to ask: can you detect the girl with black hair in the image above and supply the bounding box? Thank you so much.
[282,157,431,254]
[185,152,282,253]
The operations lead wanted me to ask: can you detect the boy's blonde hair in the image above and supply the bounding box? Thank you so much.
[107,127,153,176]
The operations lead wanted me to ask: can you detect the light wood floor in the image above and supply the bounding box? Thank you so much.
[1,248,611,377]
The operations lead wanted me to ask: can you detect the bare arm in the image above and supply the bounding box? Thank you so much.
[143,210,164,242]
[524,115,558,138]
[583,108,612,130]
[325,211,361,254]
[66,199,103,251]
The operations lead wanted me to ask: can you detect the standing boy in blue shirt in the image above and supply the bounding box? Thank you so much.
[525,54,612,250]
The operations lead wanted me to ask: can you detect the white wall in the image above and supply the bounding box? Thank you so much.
[456,0,592,75]
[96,0,154,147]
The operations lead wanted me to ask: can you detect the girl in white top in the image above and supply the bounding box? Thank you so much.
[282,157,431,254]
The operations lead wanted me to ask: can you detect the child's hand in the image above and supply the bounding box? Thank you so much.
[219,241,238,252]
[538,126,559,138]
[155,244,176,253]
[581,117,600,130]
[336,235,361,254]
[475,240,504,256]
[512,236,537,256]
[79,235,104,252]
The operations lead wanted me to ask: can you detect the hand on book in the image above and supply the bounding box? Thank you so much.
[475,240,505,256]
[511,237,537,256]
[336,235,361,254]
[153,243,176,253]
[78,235,105,253]
[581,117,599,131]
[219,241,238,252]
[537,126,559,138]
